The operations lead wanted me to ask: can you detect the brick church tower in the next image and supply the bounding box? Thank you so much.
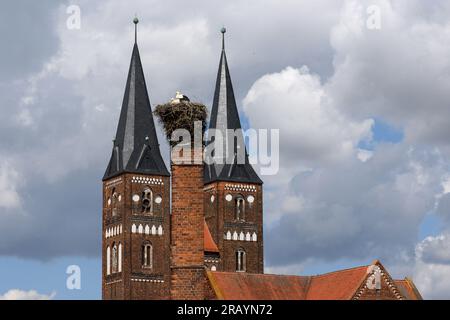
[102,19,171,299]
[170,144,205,299]
[204,28,264,274]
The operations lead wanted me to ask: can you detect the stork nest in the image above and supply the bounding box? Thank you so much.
[154,101,208,145]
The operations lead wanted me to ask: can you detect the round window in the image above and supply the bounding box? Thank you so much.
[132,194,140,202]
[155,196,162,204]
[225,194,232,202]
[247,195,255,203]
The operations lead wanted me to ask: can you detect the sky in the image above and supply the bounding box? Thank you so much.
[1,0,450,300]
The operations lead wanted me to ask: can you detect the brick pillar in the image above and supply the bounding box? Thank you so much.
[170,145,205,300]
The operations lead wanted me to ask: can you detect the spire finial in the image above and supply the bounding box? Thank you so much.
[133,15,139,44]
[221,26,226,51]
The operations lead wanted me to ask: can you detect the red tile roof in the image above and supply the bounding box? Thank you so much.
[394,278,423,300]
[207,267,367,300]
[207,263,423,300]
[204,222,219,253]
[306,266,367,300]
[207,271,310,300]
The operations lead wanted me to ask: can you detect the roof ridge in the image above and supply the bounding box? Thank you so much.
[211,271,310,279]
[310,265,369,278]
[212,264,369,279]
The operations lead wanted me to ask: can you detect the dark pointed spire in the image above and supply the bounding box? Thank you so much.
[103,19,169,180]
[204,28,262,185]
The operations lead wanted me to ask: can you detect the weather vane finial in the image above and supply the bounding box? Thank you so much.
[221,26,226,50]
[133,15,139,44]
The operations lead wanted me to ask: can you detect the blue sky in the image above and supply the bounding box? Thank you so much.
[2,0,450,300]
[0,257,100,299]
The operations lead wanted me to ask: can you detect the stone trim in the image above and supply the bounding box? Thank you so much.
[353,265,405,300]
[224,184,257,192]
[105,177,123,188]
[131,223,163,235]
[224,230,257,242]
[105,224,123,239]
[131,176,164,185]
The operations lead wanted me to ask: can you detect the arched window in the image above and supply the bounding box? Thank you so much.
[235,195,245,221]
[118,243,122,273]
[236,248,246,272]
[106,246,111,275]
[111,188,119,217]
[141,187,153,214]
[112,243,118,273]
[142,242,153,268]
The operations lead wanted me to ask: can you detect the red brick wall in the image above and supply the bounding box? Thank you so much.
[204,274,218,300]
[102,173,171,300]
[171,149,205,299]
[204,182,264,274]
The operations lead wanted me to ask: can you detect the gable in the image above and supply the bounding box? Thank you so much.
[353,262,408,300]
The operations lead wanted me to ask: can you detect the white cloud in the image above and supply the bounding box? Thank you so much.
[414,233,450,299]
[357,149,373,162]
[243,66,373,187]
[328,0,450,146]
[240,4,450,296]
[0,289,56,300]
[416,234,450,264]
[414,262,450,299]
[10,4,219,184]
